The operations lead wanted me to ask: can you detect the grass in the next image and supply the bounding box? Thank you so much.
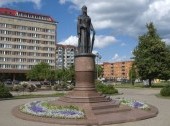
[0,92,65,100]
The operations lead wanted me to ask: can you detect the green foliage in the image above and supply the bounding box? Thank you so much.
[27,62,51,81]
[56,65,75,84]
[42,102,80,110]
[0,83,13,98]
[96,65,103,78]
[129,63,137,85]
[160,84,170,96]
[96,81,118,94]
[133,22,170,86]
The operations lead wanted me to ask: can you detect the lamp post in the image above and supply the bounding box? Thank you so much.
[130,57,134,85]
[96,53,102,80]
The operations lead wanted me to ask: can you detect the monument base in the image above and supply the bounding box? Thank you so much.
[59,54,117,103]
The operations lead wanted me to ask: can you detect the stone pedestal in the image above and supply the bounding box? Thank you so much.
[59,54,118,103]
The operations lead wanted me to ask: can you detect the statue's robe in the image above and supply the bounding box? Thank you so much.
[77,15,92,53]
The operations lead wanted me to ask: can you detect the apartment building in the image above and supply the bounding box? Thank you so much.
[56,44,77,69]
[102,61,133,81]
[0,8,56,80]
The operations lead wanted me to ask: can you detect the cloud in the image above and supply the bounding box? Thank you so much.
[0,0,42,9]
[59,0,170,41]
[163,38,170,45]
[58,35,117,48]
[59,35,78,46]
[92,50,98,55]
[112,53,128,62]
[120,43,126,46]
[94,35,117,48]
[59,0,66,4]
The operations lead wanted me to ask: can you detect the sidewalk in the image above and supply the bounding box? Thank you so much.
[11,90,67,96]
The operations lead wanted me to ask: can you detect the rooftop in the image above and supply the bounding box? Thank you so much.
[0,8,55,22]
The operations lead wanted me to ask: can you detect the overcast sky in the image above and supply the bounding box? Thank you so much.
[0,0,170,63]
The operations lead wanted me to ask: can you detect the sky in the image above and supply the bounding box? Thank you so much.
[0,0,170,63]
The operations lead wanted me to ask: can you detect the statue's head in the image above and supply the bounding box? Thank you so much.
[82,5,87,14]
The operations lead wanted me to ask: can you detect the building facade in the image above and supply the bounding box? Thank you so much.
[56,44,77,69]
[102,61,133,81]
[0,8,56,80]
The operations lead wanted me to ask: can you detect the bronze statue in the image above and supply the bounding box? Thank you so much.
[77,5,95,54]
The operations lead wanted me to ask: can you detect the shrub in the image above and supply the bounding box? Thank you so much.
[13,82,37,92]
[53,84,60,91]
[96,83,118,94]
[27,84,37,92]
[13,85,22,92]
[160,84,170,96]
[53,82,74,91]
[0,83,13,98]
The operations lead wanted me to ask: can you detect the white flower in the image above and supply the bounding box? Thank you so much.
[20,100,85,119]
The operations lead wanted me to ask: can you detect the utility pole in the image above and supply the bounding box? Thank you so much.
[96,53,102,80]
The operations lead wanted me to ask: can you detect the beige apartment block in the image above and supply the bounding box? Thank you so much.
[0,8,57,80]
[102,61,133,81]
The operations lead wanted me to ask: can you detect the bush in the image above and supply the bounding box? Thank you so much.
[53,82,74,91]
[13,82,37,92]
[96,82,118,94]
[0,83,13,98]
[27,84,37,92]
[13,85,22,92]
[160,84,170,96]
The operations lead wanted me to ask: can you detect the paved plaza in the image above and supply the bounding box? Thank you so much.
[0,88,170,126]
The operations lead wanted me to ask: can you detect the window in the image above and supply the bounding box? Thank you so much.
[0,37,5,41]
[0,57,4,61]
[4,44,12,48]
[0,44,4,48]
[0,23,6,28]
[0,30,5,34]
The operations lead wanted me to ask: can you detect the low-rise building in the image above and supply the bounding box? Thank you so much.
[102,61,133,81]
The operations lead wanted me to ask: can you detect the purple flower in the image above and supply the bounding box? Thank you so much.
[59,110,77,115]
[20,100,85,119]
[133,101,144,108]
[31,105,45,113]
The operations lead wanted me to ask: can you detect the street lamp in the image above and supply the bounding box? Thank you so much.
[96,53,102,80]
[130,57,134,84]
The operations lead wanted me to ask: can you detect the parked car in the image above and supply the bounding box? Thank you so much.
[12,80,20,84]
[40,80,50,85]
[4,79,12,85]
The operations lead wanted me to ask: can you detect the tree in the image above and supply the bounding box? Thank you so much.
[129,64,137,85]
[96,65,103,79]
[27,62,51,81]
[133,22,170,86]
[56,65,75,84]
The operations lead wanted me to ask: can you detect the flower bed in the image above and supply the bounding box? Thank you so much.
[116,98,150,110]
[20,100,85,119]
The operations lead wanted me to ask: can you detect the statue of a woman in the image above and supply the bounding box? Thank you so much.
[77,5,95,54]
